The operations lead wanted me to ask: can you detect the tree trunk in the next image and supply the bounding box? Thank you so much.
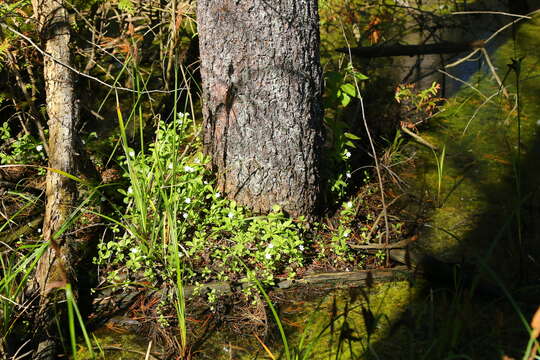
[197,0,323,218]
[32,0,77,357]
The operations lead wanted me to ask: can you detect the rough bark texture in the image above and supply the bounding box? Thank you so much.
[32,0,77,356]
[197,0,323,218]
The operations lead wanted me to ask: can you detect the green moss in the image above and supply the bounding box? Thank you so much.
[404,14,540,272]
[77,328,154,360]
[276,281,417,359]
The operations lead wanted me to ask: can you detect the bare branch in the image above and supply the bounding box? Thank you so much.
[452,11,531,19]
[0,22,185,94]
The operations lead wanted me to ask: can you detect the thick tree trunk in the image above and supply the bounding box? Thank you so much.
[197,0,323,218]
[32,0,77,357]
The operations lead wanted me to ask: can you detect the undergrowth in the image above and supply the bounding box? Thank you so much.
[96,110,309,294]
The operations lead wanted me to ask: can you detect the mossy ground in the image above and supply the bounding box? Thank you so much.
[404,14,540,274]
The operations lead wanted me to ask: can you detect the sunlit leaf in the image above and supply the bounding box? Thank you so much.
[340,93,351,107]
[340,83,356,97]
[344,132,361,140]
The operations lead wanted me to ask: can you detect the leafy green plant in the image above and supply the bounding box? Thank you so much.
[0,122,46,168]
[395,81,443,125]
[96,83,310,304]
[322,67,367,200]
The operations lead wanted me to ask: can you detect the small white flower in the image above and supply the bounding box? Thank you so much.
[127,186,133,194]
[204,181,208,185]
[268,243,274,249]
[130,247,139,254]
[168,163,173,170]
[343,230,350,238]
[344,151,351,158]
[194,158,201,164]
[177,112,185,119]
[37,228,42,233]
[215,192,221,198]
[265,253,272,260]
[346,201,353,208]
[184,165,195,172]
[185,197,191,204]
[182,212,188,219]
[36,145,43,152]
[346,172,351,178]
[129,150,135,158]
[299,245,305,251]
[227,212,234,218]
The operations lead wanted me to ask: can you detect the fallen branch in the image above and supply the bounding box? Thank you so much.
[400,126,438,150]
[0,216,43,245]
[336,40,485,58]
[91,267,412,316]
[348,236,417,250]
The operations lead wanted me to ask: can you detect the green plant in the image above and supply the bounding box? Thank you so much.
[375,249,386,265]
[0,243,48,353]
[0,175,100,357]
[94,69,317,341]
[433,145,446,207]
[395,82,443,127]
[322,67,366,200]
[0,122,46,170]
[66,283,95,360]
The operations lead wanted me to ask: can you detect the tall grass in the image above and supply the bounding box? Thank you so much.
[0,171,103,357]
[112,59,192,355]
[0,242,47,351]
[66,283,95,359]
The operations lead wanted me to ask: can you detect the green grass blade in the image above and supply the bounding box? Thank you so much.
[239,260,290,360]
[66,284,77,359]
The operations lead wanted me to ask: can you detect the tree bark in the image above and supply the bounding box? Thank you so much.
[31,0,77,357]
[197,0,323,218]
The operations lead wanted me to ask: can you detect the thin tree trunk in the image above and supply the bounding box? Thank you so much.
[197,0,323,218]
[32,0,77,357]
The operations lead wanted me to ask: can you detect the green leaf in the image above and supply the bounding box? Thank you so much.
[340,93,351,107]
[340,83,356,97]
[354,72,369,80]
[344,132,361,140]
[118,0,135,13]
